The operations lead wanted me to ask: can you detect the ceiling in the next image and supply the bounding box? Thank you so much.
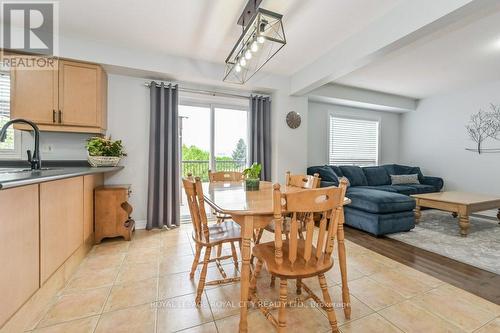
[57,0,400,75]
[335,6,500,99]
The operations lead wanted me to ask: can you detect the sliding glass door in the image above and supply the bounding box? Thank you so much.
[179,102,248,219]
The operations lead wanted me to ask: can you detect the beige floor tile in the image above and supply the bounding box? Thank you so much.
[38,287,110,328]
[327,286,374,325]
[438,284,500,316]
[369,268,434,298]
[63,267,119,293]
[90,241,130,256]
[205,283,242,320]
[379,300,466,333]
[159,254,195,275]
[347,254,393,275]
[215,309,275,332]
[130,236,162,250]
[95,303,156,333]
[393,265,444,288]
[339,313,402,333]
[79,252,126,270]
[156,294,213,332]
[348,276,405,311]
[159,242,193,257]
[116,261,159,284]
[475,317,500,333]
[104,278,158,312]
[277,305,334,333]
[176,321,218,333]
[192,261,240,289]
[158,272,198,300]
[125,246,161,264]
[325,263,365,285]
[33,316,99,333]
[411,285,498,332]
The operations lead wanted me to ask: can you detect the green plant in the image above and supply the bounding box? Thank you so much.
[86,137,126,157]
[243,163,262,179]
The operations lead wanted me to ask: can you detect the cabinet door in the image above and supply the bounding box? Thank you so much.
[83,174,104,245]
[40,177,84,283]
[10,55,58,124]
[0,185,39,327]
[58,60,103,127]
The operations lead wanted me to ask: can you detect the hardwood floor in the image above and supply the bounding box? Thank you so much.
[345,226,500,305]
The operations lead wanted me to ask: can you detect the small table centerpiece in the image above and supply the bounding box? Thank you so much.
[243,163,261,191]
[86,136,126,167]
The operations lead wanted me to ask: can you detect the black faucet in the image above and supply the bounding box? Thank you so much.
[0,118,42,170]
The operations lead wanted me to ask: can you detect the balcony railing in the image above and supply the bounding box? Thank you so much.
[181,160,247,182]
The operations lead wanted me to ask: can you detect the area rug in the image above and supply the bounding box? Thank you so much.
[387,210,500,275]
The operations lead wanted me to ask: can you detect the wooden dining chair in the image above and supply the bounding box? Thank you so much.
[254,172,320,286]
[249,179,348,332]
[182,175,241,306]
[208,170,244,182]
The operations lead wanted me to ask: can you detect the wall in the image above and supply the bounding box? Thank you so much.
[20,132,91,160]
[104,74,150,226]
[400,80,500,196]
[307,102,400,166]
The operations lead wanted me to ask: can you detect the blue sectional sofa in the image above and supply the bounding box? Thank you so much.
[306,164,444,236]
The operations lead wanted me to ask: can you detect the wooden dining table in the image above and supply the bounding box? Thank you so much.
[203,181,351,333]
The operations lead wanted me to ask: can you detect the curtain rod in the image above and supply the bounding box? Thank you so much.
[144,81,271,100]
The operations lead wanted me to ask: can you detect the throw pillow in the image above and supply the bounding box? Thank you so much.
[390,174,420,185]
[307,165,339,185]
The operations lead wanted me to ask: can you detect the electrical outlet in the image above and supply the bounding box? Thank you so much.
[41,144,54,153]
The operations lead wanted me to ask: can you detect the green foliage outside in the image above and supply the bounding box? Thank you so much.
[0,116,14,150]
[182,138,247,181]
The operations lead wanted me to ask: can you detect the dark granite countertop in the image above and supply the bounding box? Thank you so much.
[0,161,124,190]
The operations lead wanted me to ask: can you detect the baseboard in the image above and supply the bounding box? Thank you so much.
[135,219,147,230]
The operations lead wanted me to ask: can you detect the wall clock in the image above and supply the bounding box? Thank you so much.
[286,111,301,129]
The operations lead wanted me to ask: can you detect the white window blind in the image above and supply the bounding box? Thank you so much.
[0,70,14,151]
[329,116,379,166]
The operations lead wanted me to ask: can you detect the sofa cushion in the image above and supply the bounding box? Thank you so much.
[343,207,415,236]
[390,185,418,195]
[383,164,424,182]
[363,166,390,186]
[339,166,368,186]
[330,166,344,178]
[307,165,339,185]
[356,185,398,193]
[346,187,416,214]
[406,184,437,194]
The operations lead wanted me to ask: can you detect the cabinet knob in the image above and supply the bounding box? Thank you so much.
[58,110,62,123]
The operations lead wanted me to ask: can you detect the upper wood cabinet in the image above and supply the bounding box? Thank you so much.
[40,177,84,283]
[11,56,107,134]
[0,185,39,327]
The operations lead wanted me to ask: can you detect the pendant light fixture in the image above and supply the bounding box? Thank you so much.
[223,3,286,84]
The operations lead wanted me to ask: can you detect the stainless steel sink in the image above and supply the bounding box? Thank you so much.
[0,167,54,174]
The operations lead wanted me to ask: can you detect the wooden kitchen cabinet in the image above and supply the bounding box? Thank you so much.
[10,56,107,134]
[83,174,104,245]
[40,177,84,283]
[10,55,59,125]
[0,185,39,327]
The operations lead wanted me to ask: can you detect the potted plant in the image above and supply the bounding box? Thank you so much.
[86,136,126,167]
[243,163,262,191]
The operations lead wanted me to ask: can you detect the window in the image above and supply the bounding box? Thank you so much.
[0,69,21,158]
[329,116,379,166]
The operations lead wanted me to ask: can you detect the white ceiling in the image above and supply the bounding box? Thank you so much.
[335,6,500,99]
[57,0,400,75]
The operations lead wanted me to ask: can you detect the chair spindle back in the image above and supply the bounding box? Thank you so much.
[272,179,348,267]
[285,171,321,189]
[182,175,210,241]
[208,170,244,182]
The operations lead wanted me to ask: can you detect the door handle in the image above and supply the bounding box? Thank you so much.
[58,110,62,123]
[52,109,56,123]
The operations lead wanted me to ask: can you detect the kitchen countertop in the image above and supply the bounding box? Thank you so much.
[0,166,124,190]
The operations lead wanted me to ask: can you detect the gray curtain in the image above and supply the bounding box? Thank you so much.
[249,95,272,181]
[147,82,180,229]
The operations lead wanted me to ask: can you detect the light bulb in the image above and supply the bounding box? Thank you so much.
[239,57,246,66]
[235,64,241,72]
[251,41,258,52]
[257,36,265,44]
[245,50,252,60]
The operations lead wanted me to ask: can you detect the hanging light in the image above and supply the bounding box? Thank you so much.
[223,7,286,84]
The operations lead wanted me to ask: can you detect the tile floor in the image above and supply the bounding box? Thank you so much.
[27,225,500,333]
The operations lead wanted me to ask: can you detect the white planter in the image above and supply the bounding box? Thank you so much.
[87,155,121,167]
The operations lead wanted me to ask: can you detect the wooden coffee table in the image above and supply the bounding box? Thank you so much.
[411,191,500,237]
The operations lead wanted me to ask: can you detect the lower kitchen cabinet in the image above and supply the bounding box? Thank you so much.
[40,177,84,283]
[0,185,39,327]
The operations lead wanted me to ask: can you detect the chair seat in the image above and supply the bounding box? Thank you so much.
[193,220,241,246]
[252,240,334,279]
